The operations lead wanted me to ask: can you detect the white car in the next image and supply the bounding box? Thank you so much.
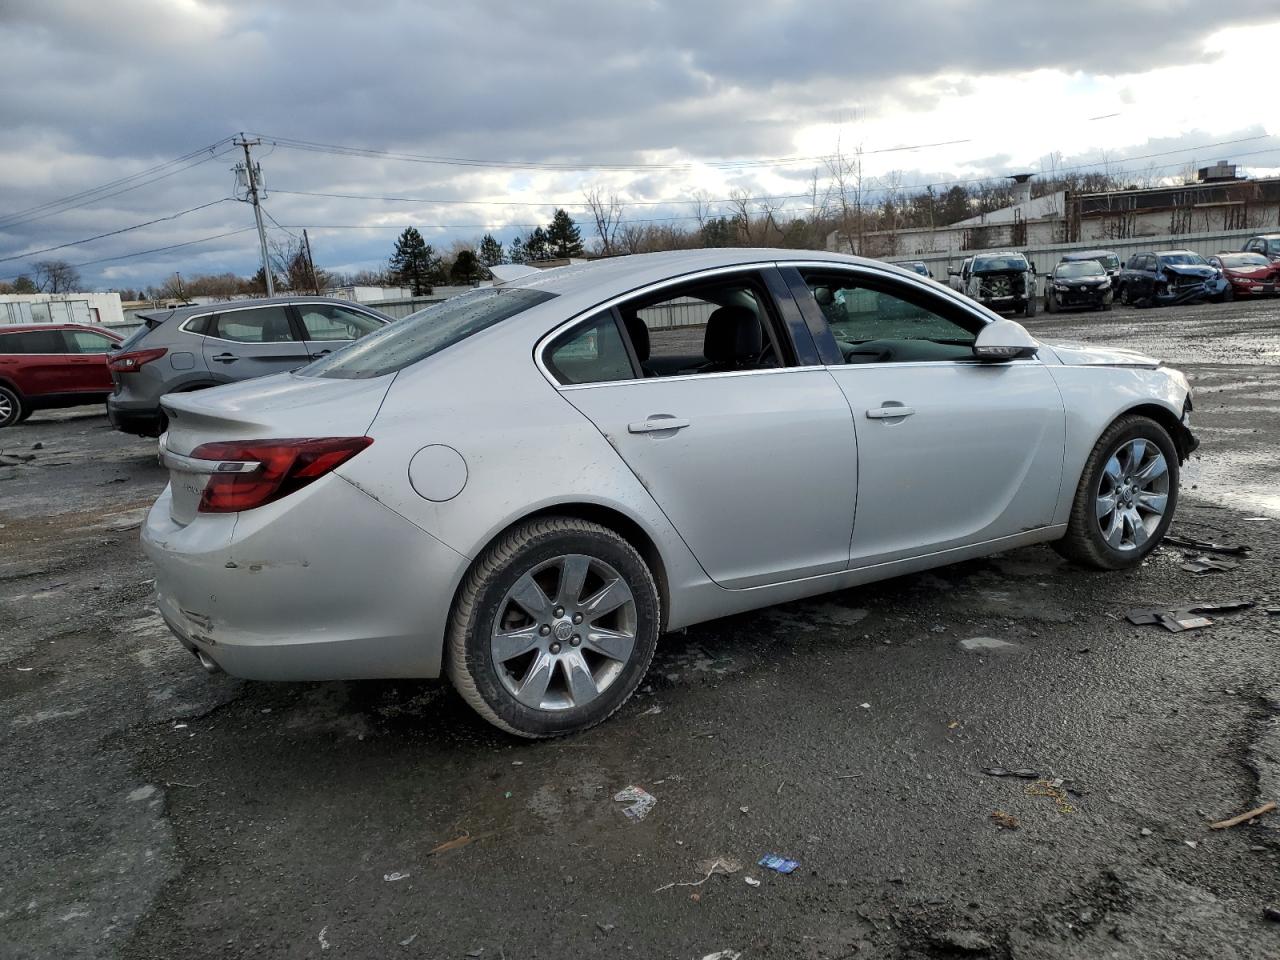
[143,249,1197,737]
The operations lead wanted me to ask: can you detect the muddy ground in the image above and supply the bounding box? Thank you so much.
[1,299,1278,960]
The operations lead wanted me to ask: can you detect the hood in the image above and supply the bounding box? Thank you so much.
[1225,265,1276,279]
[1041,340,1159,369]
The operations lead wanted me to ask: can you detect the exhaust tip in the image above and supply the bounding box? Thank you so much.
[195,649,221,674]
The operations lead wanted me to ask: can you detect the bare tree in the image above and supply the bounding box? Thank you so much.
[825,138,865,254]
[690,190,714,229]
[727,189,757,245]
[31,259,81,293]
[584,187,624,256]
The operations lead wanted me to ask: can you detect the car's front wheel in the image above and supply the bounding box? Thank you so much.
[0,384,27,428]
[1053,415,1178,570]
[447,517,660,737]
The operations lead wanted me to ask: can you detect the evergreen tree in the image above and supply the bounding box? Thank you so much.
[450,249,483,284]
[11,275,36,293]
[546,208,584,257]
[478,233,506,267]
[525,227,550,261]
[388,227,436,295]
[508,236,527,264]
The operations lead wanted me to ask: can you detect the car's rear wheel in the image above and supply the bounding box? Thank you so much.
[1119,284,1131,306]
[447,517,660,738]
[0,385,27,428]
[1053,415,1178,570]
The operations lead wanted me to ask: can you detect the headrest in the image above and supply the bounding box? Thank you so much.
[621,311,650,362]
[813,286,834,307]
[704,305,762,364]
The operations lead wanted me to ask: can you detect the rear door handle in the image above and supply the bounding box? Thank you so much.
[211,353,238,363]
[628,416,690,434]
[866,405,915,419]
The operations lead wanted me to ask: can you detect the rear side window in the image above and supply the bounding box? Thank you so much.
[303,287,556,380]
[296,304,383,341]
[545,311,634,385]
[0,330,65,353]
[207,306,297,343]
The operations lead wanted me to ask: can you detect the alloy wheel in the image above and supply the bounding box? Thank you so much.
[0,392,12,422]
[1095,438,1169,551]
[490,554,637,711]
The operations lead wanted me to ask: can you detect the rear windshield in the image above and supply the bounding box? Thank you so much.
[300,287,557,380]
[972,255,1027,272]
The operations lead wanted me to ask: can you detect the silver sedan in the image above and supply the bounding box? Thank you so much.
[143,249,1198,737]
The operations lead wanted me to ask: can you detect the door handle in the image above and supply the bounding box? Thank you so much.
[866,405,915,419]
[211,353,238,363]
[313,349,332,358]
[628,416,690,434]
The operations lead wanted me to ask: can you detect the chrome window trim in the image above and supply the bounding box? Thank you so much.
[180,302,301,345]
[556,364,832,391]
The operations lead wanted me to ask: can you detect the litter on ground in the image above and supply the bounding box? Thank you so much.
[1209,800,1276,830]
[1163,535,1249,555]
[613,785,657,821]
[757,854,800,874]
[1126,600,1255,632]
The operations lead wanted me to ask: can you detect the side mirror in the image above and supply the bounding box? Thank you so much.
[1028,262,1038,274]
[973,318,1038,362]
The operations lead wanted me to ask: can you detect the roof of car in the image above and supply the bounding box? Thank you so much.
[137,295,381,323]
[0,322,121,336]
[1062,249,1117,258]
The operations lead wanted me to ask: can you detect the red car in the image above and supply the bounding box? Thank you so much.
[1207,252,1280,299]
[0,323,123,428]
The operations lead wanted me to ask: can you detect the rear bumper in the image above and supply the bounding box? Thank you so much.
[107,396,165,436]
[141,474,471,681]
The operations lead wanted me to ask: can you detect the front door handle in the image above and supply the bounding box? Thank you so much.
[312,349,332,358]
[211,353,238,363]
[628,416,690,434]
[866,405,915,419]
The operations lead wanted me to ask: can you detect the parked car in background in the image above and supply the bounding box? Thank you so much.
[1242,235,1280,261]
[142,248,1196,737]
[0,323,122,428]
[1207,253,1280,299]
[963,251,1037,317]
[947,256,974,292]
[1060,249,1122,291]
[1044,259,1113,313]
[107,297,391,436]
[1118,251,1230,306]
[894,260,932,279]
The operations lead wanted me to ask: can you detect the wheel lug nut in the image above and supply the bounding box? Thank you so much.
[539,625,551,636]
[549,642,561,654]
[572,613,583,624]
[554,607,564,618]
[571,635,581,646]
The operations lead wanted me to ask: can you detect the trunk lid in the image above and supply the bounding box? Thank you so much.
[160,371,394,524]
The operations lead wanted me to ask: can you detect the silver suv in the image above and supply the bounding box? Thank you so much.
[107,297,391,436]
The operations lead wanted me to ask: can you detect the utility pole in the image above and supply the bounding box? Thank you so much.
[233,135,273,297]
[303,229,320,295]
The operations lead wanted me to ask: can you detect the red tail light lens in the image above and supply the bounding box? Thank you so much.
[192,437,373,513]
[108,347,167,372]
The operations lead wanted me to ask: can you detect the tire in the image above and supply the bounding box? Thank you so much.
[1024,296,1037,318]
[446,517,661,738]
[1221,285,1234,303]
[1119,284,1131,306]
[1045,292,1056,313]
[1102,301,1113,312]
[0,384,27,428]
[1053,415,1179,570]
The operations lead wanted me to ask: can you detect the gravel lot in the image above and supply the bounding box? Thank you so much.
[2,299,1278,959]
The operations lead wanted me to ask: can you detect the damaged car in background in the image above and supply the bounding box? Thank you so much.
[1059,249,1122,291]
[962,251,1038,317]
[1207,252,1279,299]
[142,249,1197,738]
[1118,250,1230,306]
[1044,258,1114,313]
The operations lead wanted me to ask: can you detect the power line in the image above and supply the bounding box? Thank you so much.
[0,138,235,230]
[1,227,258,283]
[270,187,815,208]
[0,198,232,264]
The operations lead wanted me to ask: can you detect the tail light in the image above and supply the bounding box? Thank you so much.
[191,437,372,513]
[109,347,167,372]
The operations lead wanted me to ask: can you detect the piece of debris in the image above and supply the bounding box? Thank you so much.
[859,702,871,709]
[700,952,741,960]
[384,871,411,882]
[744,877,761,888]
[399,934,418,947]
[1025,779,1075,814]
[16,667,33,672]
[318,926,330,951]
[929,929,993,954]
[990,810,1020,830]
[1263,907,1280,923]
[429,832,474,855]
[31,441,43,450]
[641,704,662,716]
[654,857,740,893]
[1126,600,1255,632]
[959,636,1019,652]
[466,949,484,958]
[757,854,800,874]
[983,766,1040,779]
[511,760,523,766]
[1140,827,1153,837]
[739,805,749,814]
[1209,800,1277,830]
[613,785,657,821]
[1184,840,1199,849]
[1180,556,1240,574]
[596,922,615,935]
[947,720,961,729]
[1164,535,1249,555]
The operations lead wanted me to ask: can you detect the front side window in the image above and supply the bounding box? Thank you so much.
[208,306,297,343]
[65,330,117,353]
[545,311,634,385]
[296,304,383,341]
[802,271,979,364]
[304,287,556,380]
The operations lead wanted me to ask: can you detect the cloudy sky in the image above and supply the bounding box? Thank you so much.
[2,0,1279,290]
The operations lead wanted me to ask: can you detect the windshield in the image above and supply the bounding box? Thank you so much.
[1055,261,1106,279]
[300,287,557,379]
[972,255,1027,272]
[1218,253,1269,268]
[1157,252,1207,267]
